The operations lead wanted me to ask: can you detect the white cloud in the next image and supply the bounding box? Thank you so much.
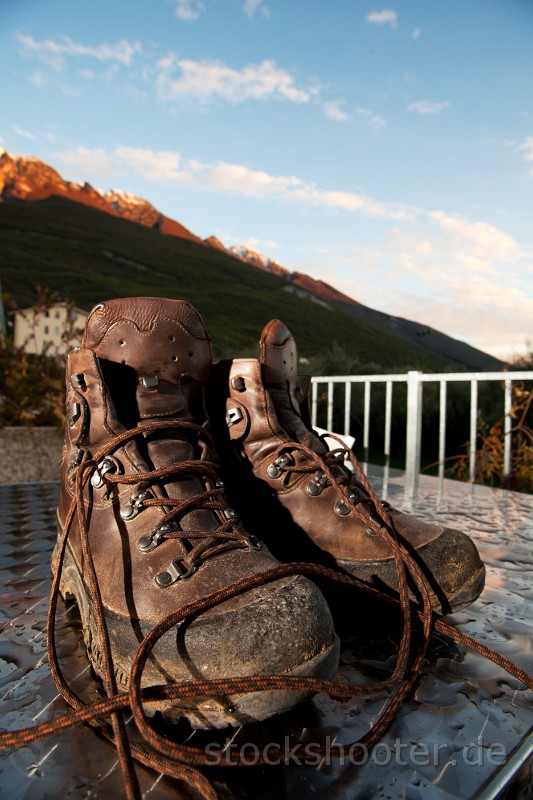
[366,10,398,28]
[29,69,47,88]
[155,56,311,104]
[429,211,517,261]
[518,136,533,158]
[328,233,532,356]
[12,124,36,141]
[52,146,521,257]
[50,143,531,356]
[407,100,450,115]
[356,107,386,131]
[53,145,128,177]
[174,0,205,21]
[52,144,413,219]
[225,234,280,252]
[116,146,183,180]
[415,277,533,355]
[60,84,84,98]
[322,100,350,121]
[518,136,533,175]
[15,32,142,70]
[411,28,422,39]
[243,0,271,20]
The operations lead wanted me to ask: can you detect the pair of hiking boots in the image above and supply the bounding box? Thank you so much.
[55,297,485,729]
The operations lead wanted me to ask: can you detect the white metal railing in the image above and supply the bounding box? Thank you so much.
[310,370,533,498]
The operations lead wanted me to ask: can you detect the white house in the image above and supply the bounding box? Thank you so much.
[14,302,87,355]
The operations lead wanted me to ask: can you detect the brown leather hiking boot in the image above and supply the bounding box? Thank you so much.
[54,299,339,729]
[209,319,486,616]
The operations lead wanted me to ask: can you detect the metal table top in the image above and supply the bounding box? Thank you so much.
[0,470,532,799]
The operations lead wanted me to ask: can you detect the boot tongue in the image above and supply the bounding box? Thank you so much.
[84,298,214,531]
[260,319,327,456]
[84,297,212,425]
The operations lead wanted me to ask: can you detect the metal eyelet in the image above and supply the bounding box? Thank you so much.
[267,454,290,479]
[369,511,384,530]
[141,375,159,391]
[70,373,86,390]
[137,522,175,553]
[222,508,238,520]
[231,376,246,392]
[68,402,81,428]
[335,500,350,516]
[226,407,244,427]
[245,534,262,550]
[306,471,327,496]
[334,492,356,516]
[155,558,197,587]
[120,490,150,520]
[91,457,120,488]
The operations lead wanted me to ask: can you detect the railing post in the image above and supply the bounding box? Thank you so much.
[363,381,371,468]
[469,380,478,483]
[503,378,513,489]
[438,380,447,501]
[384,380,393,470]
[311,380,318,428]
[383,380,393,502]
[344,381,352,437]
[405,371,423,497]
[327,381,334,432]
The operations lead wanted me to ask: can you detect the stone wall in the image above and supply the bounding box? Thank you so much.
[0,427,62,483]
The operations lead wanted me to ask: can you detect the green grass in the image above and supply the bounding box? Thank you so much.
[0,197,475,368]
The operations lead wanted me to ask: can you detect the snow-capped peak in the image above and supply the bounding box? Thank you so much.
[229,244,268,266]
[103,188,145,206]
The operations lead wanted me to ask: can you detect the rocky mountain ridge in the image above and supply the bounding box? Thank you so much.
[0,149,504,370]
[0,149,375,310]
[0,149,202,242]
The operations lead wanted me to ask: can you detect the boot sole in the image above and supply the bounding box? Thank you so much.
[337,558,486,616]
[53,541,340,729]
[438,562,486,614]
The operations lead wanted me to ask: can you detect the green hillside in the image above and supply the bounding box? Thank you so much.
[0,197,485,370]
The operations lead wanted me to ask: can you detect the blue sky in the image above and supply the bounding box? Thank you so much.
[2,0,532,358]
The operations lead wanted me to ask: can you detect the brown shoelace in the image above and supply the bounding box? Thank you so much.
[1,427,531,800]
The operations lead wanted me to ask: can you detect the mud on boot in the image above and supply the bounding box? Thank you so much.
[208,319,485,616]
[54,298,339,729]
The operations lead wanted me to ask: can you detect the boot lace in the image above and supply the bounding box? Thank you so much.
[88,419,257,578]
[0,426,532,800]
[274,432,391,522]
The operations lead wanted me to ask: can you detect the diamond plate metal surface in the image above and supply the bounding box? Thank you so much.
[0,472,532,799]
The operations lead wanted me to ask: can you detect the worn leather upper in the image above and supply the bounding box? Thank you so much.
[215,319,445,564]
[58,299,326,628]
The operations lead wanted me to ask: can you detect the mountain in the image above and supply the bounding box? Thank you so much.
[228,244,291,278]
[0,149,504,371]
[222,244,504,371]
[0,149,202,243]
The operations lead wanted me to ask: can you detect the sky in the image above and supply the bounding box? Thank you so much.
[1,0,532,359]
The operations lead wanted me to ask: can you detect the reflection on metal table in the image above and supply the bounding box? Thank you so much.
[0,468,532,799]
